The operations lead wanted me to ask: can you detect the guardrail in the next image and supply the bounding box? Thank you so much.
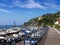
[0,26,49,45]
[22,26,48,45]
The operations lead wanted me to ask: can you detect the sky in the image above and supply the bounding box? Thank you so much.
[0,0,60,25]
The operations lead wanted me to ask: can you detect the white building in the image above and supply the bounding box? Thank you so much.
[55,17,60,25]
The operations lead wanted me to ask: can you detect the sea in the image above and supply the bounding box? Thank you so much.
[0,25,21,29]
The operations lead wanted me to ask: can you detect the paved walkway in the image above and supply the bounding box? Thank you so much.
[44,27,60,45]
[37,26,60,45]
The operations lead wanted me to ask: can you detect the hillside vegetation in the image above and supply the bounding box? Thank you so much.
[23,12,60,27]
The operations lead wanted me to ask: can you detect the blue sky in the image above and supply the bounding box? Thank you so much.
[0,0,60,25]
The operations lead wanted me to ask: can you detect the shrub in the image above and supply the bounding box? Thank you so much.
[55,24,60,31]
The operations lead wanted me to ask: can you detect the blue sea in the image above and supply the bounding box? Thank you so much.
[0,25,21,29]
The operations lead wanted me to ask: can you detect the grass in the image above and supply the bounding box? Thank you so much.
[55,25,60,31]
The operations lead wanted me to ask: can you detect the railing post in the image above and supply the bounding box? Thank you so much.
[14,41,16,45]
[36,31,37,38]
[34,32,35,45]
[11,40,16,45]
[30,34,31,45]
[0,43,3,45]
[23,35,25,45]
[38,30,39,37]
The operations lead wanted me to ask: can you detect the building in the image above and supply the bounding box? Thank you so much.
[38,16,43,21]
[55,17,60,25]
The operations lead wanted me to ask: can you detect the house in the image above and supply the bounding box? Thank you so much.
[38,16,43,21]
[55,17,60,25]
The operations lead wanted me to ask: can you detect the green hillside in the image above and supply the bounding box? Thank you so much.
[23,12,60,27]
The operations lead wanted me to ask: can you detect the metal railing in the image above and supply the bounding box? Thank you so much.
[0,26,49,45]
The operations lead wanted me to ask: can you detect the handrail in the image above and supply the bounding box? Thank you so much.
[0,26,49,45]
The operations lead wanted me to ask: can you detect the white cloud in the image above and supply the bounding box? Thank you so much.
[21,0,43,8]
[0,0,47,9]
[0,4,14,8]
[13,0,45,9]
[0,0,60,10]
[0,9,12,13]
[44,2,60,11]
[40,0,60,11]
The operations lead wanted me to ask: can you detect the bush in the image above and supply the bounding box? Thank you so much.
[55,25,60,31]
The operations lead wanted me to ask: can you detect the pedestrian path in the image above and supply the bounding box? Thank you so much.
[37,26,60,45]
